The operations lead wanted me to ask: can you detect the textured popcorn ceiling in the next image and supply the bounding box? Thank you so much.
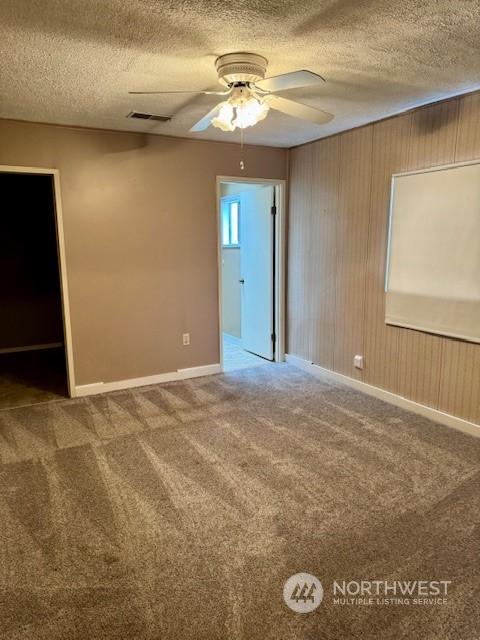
[1,0,479,147]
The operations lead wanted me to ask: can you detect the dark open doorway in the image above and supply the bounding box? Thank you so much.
[0,172,68,409]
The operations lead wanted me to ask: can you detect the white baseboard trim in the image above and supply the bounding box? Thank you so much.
[74,363,221,398]
[0,342,63,354]
[286,354,480,439]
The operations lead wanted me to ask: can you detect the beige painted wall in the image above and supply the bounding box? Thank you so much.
[0,120,286,385]
[288,90,480,425]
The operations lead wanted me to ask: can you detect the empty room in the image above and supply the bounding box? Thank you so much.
[0,1,479,639]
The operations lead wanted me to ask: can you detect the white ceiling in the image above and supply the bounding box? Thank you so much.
[1,0,479,148]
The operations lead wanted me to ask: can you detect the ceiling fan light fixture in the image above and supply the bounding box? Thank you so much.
[233,96,269,129]
[131,52,333,133]
[211,102,236,132]
[212,87,270,132]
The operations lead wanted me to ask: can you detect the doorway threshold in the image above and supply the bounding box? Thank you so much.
[222,333,270,372]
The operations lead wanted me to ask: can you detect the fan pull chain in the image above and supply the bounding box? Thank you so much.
[240,128,245,171]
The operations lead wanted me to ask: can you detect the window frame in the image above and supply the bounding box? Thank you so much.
[221,196,241,248]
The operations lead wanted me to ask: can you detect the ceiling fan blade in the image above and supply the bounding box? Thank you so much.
[189,102,225,132]
[129,90,230,96]
[266,95,333,125]
[256,70,325,93]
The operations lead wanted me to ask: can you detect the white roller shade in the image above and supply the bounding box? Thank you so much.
[386,161,480,344]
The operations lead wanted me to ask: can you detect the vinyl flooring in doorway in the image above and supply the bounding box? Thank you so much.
[222,333,270,372]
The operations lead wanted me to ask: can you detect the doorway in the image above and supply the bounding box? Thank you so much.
[0,167,74,408]
[217,177,285,372]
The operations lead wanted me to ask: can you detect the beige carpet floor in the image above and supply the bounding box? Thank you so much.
[0,363,478,639]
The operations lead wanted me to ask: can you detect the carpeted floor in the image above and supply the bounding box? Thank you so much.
[0,363,478,639]
[0,347,68,410]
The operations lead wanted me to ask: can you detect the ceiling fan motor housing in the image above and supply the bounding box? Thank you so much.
[216,52,268,86]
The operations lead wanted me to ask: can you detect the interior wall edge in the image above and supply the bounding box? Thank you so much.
[0,116,286,152]
[0,342,63,355]
[74,363,221,397]
[287,87,480,152]
[285,354,480,439]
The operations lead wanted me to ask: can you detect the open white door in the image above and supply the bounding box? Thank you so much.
[240,185,275,360]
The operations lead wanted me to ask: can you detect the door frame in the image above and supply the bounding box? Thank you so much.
[0,165,75,397]
[216,176,286,371]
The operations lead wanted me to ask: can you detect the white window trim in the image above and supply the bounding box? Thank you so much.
[221,195,241,248]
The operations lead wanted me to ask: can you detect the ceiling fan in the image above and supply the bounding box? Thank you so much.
[129,52,333,133]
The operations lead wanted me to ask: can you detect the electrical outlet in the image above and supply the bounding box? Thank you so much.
[353,355,364,370]
[182,333,190,346]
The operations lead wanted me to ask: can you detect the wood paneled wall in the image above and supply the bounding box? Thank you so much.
[287,91,480,425]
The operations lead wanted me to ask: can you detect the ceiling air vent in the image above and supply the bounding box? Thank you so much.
[127,111,171,122]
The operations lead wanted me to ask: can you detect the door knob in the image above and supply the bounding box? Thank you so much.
[239,279,245,284]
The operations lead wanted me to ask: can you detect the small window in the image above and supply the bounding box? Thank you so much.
[222,198,240,247]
